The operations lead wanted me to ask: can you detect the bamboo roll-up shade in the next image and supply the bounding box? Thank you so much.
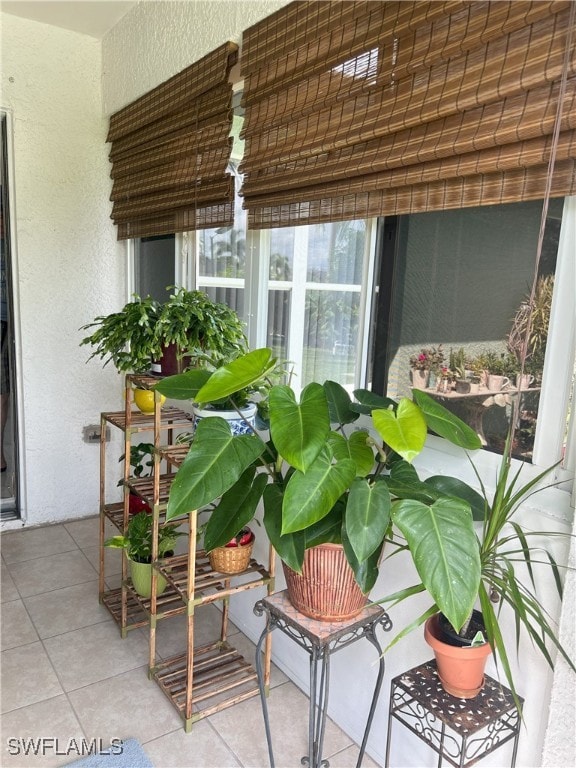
[240,1,576,229]
[108,42,238,240]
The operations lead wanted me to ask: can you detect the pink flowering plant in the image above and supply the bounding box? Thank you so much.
[409,345,445,373]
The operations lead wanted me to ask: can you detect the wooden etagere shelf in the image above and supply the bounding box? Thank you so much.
[98,372,274,731]
[153,641,260,726]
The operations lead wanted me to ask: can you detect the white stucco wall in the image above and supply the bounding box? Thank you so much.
[0,12,126,526]
[542,534,576,768]
[102,0,289,115]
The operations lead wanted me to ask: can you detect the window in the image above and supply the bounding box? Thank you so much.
[196,165,246,321]
[134,235,176,302]
[267,220,369,391]
[369,198,567,462]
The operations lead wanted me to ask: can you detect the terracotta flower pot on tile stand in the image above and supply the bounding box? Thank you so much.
[283,543,368,622]
[424,613,492,698]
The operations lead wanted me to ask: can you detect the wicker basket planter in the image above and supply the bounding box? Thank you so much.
[283,543,368,621]
[209,539,254,574]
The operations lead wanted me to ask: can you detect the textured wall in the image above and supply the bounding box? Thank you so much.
[102,0,289,115]
[542,534,576,767]
[1,13,126,525]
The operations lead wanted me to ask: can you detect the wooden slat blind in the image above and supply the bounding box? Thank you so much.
[108,42,238,240]
[240,1,576,228]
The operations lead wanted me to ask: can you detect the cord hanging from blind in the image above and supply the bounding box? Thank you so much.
[108,41,238,240]
[239,1,576,229]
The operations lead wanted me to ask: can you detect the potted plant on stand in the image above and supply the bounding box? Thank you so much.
[153,288,248,375]
[80,294,161,374]
[383,428,575,707]
[80,288,248,377]
[155,350,273,436]
[409,345,445,390]
[118,441,155,515]
[104,512,185,599]
[155,347,482,622]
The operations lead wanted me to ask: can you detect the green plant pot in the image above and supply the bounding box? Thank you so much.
[128,557,168,598]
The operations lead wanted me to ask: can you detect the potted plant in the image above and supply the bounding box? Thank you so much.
[118,442,154,515]
[507,275,553,387]
[384,428,575,706]
[80,288,248,376]
[153,288,248,375]
[80,295,161,373]
[155,350,275,435]
[104,512,185,598]
[156,347,481,621]
[409,345,445,390]
[482,350,518,391]
[206,526,256,575]
[449,347,471,394]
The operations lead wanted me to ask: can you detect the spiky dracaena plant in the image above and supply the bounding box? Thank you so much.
[385,429,574,710]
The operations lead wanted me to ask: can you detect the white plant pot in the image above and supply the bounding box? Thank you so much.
[192,403,257,436]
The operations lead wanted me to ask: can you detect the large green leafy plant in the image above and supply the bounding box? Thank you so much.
[156,347,482,614]
[80,295,160,373]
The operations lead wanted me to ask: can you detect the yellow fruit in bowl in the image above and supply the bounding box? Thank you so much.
[133,388,166,414]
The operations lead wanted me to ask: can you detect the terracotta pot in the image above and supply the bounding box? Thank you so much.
[283,543,367,622]
[425,614,492,698]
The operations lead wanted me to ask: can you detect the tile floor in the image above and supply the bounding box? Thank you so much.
[1,517,380,768]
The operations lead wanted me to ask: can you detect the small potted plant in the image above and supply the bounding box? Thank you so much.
[483,350,518,391]
[104,512,185,598]
[450,347,471,394]
[409,345,445,390]
[207,527,255,575]
[436,365,454,393]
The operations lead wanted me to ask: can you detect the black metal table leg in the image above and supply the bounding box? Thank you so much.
[356,620,386,768]
[254,593,392,768]
[255,615,276,768]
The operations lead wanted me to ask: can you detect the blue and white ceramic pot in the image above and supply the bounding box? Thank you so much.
[192,403,257,436]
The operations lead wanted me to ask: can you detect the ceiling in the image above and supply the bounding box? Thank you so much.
[1,1,138,39]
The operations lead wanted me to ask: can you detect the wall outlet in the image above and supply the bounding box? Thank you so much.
[83,425,110,443]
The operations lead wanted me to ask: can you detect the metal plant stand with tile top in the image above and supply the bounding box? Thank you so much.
[254,590,392,768]
[385,660,523,768]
